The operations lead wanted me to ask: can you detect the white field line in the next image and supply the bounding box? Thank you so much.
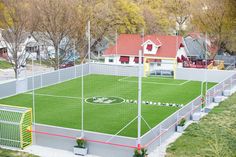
[24,93,82,100]
[146,76,174,80]
[117,76,130,82]
[118,79,187,86]
[179,80,191,85]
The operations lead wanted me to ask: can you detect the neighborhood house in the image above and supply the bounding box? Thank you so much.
[103,34,187,76]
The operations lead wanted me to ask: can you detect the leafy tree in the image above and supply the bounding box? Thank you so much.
[164,0,191,35]
[137,0,173,34]
[191,0,236,54]
[71,0,145,61]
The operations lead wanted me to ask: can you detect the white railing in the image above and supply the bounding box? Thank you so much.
[141,73,236,152]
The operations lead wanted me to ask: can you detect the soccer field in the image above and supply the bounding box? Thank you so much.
[0,74,215,137]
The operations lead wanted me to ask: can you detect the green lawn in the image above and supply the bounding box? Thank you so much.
[166,93,236,157]
[0,147,38,157]
[0,60,12,69]
[0,74,215,137]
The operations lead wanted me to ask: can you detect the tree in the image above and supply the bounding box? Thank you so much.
[137,0,173,34]
[191,0,236,54]
[30,0,75,69]
[0,1,5,28]
[71,0,145,62]
[0,0,31,78]
[164,0,191,35]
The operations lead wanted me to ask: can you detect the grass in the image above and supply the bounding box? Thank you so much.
[166,93,236,157]
[0,74,215,137]
[0,147,38,157]
[0,60,12,69]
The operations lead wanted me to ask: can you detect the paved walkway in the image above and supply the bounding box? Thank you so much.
[23,145,99,157]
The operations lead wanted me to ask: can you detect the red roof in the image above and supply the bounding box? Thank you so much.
[103,34,183,58]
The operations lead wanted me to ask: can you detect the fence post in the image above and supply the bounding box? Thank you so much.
[159,125,162,145]
[230,77,233,91]
[191,102,194,116]
[222,81,225,92]
[214,86,216,97]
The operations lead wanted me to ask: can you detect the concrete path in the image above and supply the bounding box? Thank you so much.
[23,145,100,157]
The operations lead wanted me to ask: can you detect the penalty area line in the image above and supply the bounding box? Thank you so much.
[117,76,130,82]
[24,93,82,100]
[179,80,191,85]
[118,79,185,86]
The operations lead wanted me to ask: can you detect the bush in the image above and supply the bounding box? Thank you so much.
[178,118,186,127]
[133,148,148,157]
[76,138,86,148]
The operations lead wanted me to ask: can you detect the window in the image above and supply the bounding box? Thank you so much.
[109,58,114,63]
[119,56,129,64]
[157,59,161,66]
[134,57,143,64]
[146,44,153,51]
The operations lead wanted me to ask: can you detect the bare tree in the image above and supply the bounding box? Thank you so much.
[30,0,75,69]
[0,0,31,78]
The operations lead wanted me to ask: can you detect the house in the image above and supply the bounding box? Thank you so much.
[184,33,218,60]
[103,34,187,76]
[0,29,8,60]
[0,29,46,64]
[183,33,224,70]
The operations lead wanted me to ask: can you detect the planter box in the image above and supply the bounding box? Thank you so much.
[177,125,185,133]
[214,96,223,103]
[204,107,211,113]
[223,90,231,96]
[192,112,201,121]
[74,147,88,156]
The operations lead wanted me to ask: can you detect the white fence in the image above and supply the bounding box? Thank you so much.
[0,64,89,99]
[141,72,236,153]
[175,67,236,83]
[34,124,136,157]
[1,63,236,157]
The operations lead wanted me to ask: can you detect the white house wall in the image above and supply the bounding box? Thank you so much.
[176,47,187,58]
[105,56,138,65]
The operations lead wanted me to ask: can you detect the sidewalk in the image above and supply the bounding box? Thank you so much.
[23,145,100,157]
[0,64,54,82]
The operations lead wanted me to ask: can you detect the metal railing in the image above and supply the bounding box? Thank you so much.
[141,73,236,152]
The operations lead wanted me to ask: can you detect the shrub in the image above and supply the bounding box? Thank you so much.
[178,118,186,127]
[76,138,86,148]
[133,148,148,157]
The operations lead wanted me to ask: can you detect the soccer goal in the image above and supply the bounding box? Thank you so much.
[0,104,32,149]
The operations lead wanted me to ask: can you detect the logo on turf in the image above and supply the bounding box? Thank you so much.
[85,96,124,104]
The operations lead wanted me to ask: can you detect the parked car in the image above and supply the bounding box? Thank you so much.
[59,61,74,69]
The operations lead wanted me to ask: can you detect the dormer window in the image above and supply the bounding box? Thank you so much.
[146,44,153,51]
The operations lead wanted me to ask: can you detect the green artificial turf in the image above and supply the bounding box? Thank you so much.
[0,74,216,137]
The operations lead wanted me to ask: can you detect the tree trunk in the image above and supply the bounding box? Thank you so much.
[54,45,59,70]
[14,68,18,79]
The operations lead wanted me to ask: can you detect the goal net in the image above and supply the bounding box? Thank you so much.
[0,104,32,149]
